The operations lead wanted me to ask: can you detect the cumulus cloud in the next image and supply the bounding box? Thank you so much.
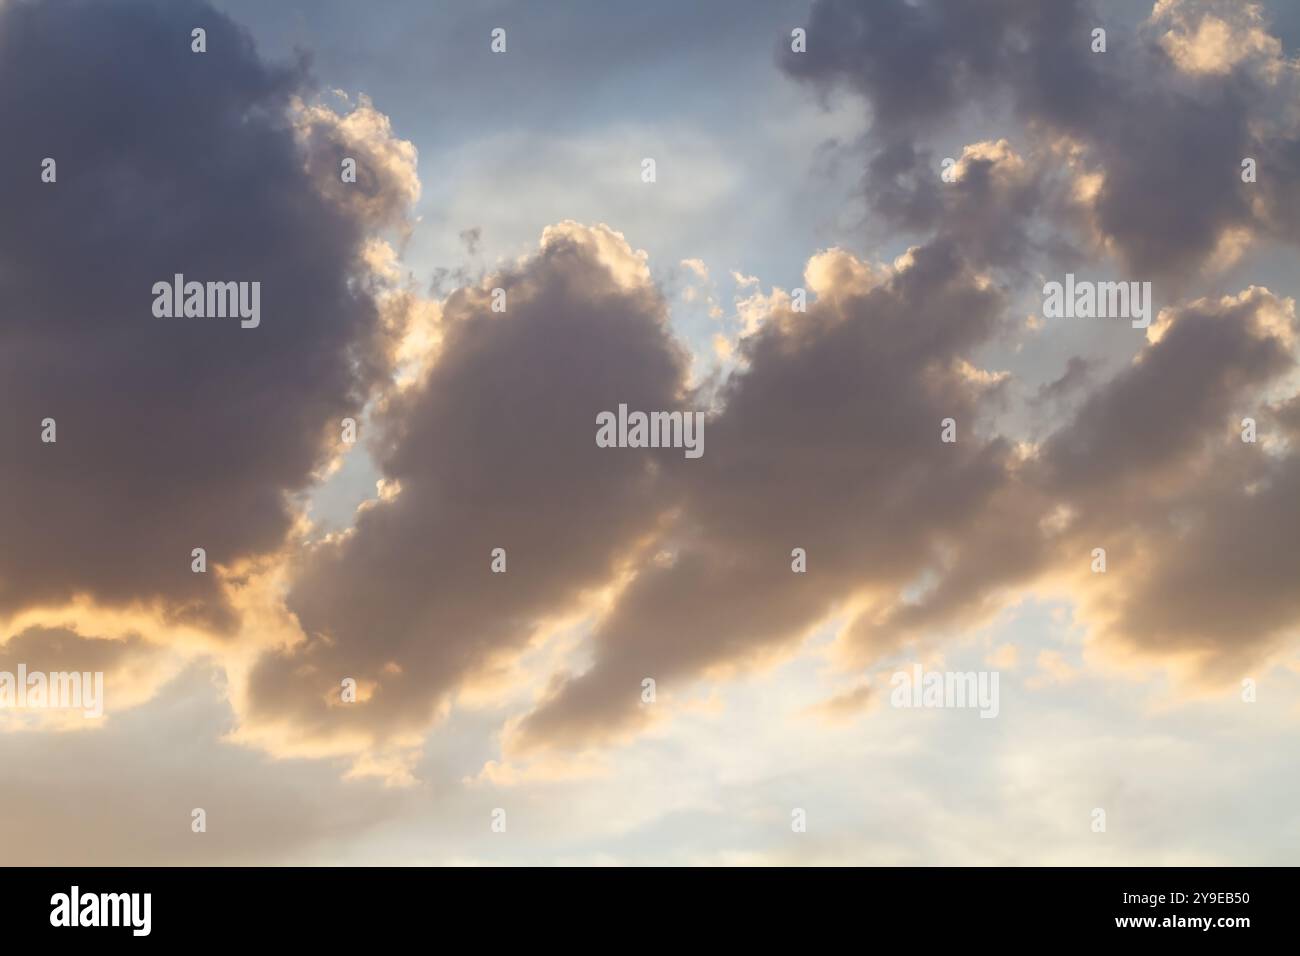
[0,0,415,637]
[511,273,1300,750]
[865,137,1064,272]
[4,0,1297,792]
[1154,0,1284,76]
[234,223,692,769]
[216,212,1297,762]
[513,237,1023,750]
[1032,287,1300,674]
[783,0,1300,280]
[293,91,421,233]
[3,0,1298,874]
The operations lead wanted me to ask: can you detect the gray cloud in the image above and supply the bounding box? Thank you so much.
[241,223,692,750]
[0,0,402,630]
[1031,288,1300,668]
[1038,356,1095,403]
[517,277,1300,748]
[515,238,1026,749]
[1037,292,1293,501]
[781,0,1103,139]
[5,0,1297,781]
[783,0,1300,280]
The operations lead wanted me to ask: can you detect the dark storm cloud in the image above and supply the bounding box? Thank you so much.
[240,224,692,748]
[782,0,1300,280]
[0,0,399,629]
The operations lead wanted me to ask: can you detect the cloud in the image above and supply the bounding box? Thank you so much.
[0,0,415,635]
[4,0,1296,799]
[804,682,875,723]
[513,237,1024,750]
[1037,356,1095,403]
[866,137,1061,272]
[781,0,1102,139]
[235,223,692,765]
[513,272,1300,750]
[1037,287,1294,498]
[293,90,421,232]
[0,626,185,730]
[1154,0,1284,76]
[783,0,1300,279]
[1031,287,1300,674]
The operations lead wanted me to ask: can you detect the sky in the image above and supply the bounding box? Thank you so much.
[0,0,1298,864]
